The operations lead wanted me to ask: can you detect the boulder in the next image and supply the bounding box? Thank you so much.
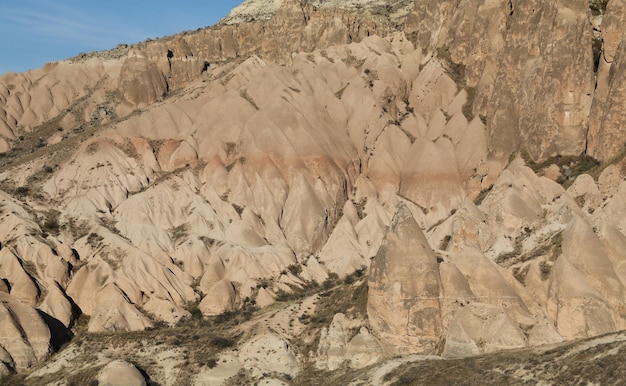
[97,360,146,386]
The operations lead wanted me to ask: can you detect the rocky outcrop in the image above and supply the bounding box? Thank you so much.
[588,0,626,160]
[368,203,442,355]
[316,313,383,370]
[5,0,626,382]
[407,0,593,162]
[118,52,168,108]
[0,292,51,371]
[199,279,238,316]
[97,360,147,386]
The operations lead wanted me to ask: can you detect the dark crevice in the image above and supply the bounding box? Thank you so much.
[166,49,174,73]
[201,61,210,74]
[593,36,603,73]
[1,278,10,292]
[37,310,72,351]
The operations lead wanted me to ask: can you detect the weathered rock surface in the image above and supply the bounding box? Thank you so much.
[2,0,626,383]
[368,203,442,355]
[316,313,382,370]
[239,333,299,378]
[588,0,626,160]
[199,279,238,316]
[118,53,168,108]
[0,292,51,371]
[97,360,147,386]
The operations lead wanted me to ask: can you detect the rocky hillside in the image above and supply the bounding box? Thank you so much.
[2,0,626,384]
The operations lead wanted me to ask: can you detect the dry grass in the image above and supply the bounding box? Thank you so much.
[496,231,562,269]
[8,318,244,386]
[292,275,370,384]
[169,223,190,244]
[520,151,610,188]
[384,332,626,386]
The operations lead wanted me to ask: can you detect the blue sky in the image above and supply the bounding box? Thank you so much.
[0,1,243,75]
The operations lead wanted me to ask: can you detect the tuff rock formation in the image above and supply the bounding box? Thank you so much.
[97,360,147,386]
[2,0,626,384]
[368,203,442,355]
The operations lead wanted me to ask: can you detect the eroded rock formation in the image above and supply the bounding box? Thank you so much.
[368,203,442,355]
[1,0,626,384]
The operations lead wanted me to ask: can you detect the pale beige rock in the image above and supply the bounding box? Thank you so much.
[0,60,117,139]
[4,0,626,378]
[442,111,468,146]
[598,165,622,199]
[89,284,153,332]
[172,238,209,279]
[455,117,487,179]
[446,304,527,355]
[299,255,329,285]
[13,235,69,288]
[425,110,447,141]
[441,317,480,358]
[346,327,383,369]
[315,313,374,371]
[548,254,619,339]
[318,216,367,277]
[255,378,290,386]
[354,199,392,258]
[445,247,557,351]
[199,279,238,316]
[256,288,276,308]
[97,360,147,386]
[199,259,226,295]
[0,347,14,371]
[442,199,492,253]
[567,174,603,211]
[409,61,458,123]
[0,249,40,305]
[37,281,75,328]
[281,173,331,257]
[367,125,411,193]
[239,333,299,378]
[0,292,51,370]
[480,166,548,244]
[118,53,167,108]
[546,215,626,339]
[368,203,442,355]
[600,0,626,64]
[452,0,592,161]
[316,313,352,371]
[400,135,466,217]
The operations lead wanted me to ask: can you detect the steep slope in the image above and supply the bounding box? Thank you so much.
[1,0,626,384]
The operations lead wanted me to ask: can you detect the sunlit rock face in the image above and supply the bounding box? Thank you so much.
[3,0,626,382]
[368,203,442,355]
